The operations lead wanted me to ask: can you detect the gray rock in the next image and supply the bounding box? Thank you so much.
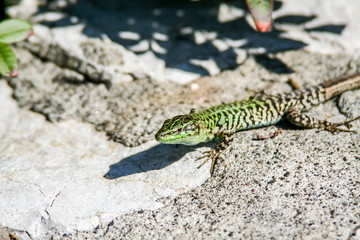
[0,81,209,239]
[338,89,360,118]
[2,0,360,239]
[4,49,360,239]
[19,24,153,85]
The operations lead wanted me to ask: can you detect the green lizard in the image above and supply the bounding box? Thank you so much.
[155,73,360,175]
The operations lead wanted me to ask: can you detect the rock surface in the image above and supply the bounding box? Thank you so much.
[0,81,209,239]
[1,0,360,239]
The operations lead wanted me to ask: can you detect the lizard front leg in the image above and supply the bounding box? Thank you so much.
[197,132,234,175]
[286,106,360,133]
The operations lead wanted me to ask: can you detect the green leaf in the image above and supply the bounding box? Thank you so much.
[0,42,18,76]
[0,19,33,44]
[246,0,273,32]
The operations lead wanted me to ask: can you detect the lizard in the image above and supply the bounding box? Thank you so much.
[155,73,360,175]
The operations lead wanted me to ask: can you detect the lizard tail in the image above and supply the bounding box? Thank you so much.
[321,72,360,100]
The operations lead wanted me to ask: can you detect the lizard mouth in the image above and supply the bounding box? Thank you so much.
[155,131,164,141]
[155,130,185,144]
[155,131,173,142]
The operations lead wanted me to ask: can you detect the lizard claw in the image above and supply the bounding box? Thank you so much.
[197,149,220,175]
[196,150,212,160]
[197,149,216,166]
[325,116,360,133]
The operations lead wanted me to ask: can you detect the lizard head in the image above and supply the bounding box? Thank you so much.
[155,114,205,145]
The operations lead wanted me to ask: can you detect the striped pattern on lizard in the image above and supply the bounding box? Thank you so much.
[155,73,360,175]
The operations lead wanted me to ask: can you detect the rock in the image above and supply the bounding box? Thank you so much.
[19,24,153,85]
[2,0,360,239]
[0,81,209,239]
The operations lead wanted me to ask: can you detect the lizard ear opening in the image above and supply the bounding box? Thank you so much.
[185,125,196,132]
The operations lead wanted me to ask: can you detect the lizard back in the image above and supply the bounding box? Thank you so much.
[194,72,360,134]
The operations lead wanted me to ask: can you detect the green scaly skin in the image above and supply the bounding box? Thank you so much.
[155,73,360,175]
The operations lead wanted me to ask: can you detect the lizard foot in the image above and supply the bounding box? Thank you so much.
[322,116,360,133]
[197,148,221,175]
[197,133,234,175]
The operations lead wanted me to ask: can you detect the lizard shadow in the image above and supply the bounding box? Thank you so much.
[104,142,215,179]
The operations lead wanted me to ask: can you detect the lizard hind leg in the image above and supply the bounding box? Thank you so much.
[197,133,234,175]
[286,106,360,133]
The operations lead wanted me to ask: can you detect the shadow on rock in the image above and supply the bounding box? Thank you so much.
[35,0,346,76]
[104,143,213,179]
